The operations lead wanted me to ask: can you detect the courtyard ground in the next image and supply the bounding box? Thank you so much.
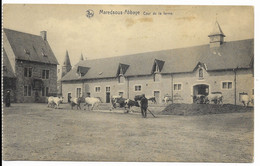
[2,103,253,162]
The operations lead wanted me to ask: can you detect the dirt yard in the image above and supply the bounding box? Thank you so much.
[2,103,253,162]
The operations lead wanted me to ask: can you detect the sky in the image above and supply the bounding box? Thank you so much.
[3,5,254,67]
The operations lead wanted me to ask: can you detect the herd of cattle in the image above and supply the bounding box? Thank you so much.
[192,92,254,107]
[46,92,253,110]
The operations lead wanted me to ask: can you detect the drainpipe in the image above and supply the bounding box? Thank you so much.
[234,68,237,105]
[171,74,173,104]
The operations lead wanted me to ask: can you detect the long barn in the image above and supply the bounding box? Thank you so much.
[61,21,254,105]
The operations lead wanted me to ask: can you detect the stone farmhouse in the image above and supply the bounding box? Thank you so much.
[3,29,59,103]
[60,21,254,105]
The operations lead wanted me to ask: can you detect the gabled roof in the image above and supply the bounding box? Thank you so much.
[4,28,58,65]
[3,48,16,78]
[61,39,253,81]
[208,21,225,37]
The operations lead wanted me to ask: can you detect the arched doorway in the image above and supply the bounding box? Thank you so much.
[193,84,209,103]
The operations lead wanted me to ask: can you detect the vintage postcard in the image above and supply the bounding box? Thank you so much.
[2,4,254,162]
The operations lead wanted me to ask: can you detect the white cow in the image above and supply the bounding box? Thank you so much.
[205,93,223,105]
[47,96,64,109]
[84,97,101,110]
[163,96,172,104]
[240,94,253,107]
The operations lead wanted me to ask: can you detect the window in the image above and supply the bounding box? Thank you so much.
[95,87,101,93]
[222,82,232,89]
[134,85,142,92]
[42,70,49,79]
[24,67,32,77]
[24,85,32,96]
[174,84,182,91]
[118,75,125,83]
[76,88,82,97]
[106,87,110,92]
[199,68,203,79]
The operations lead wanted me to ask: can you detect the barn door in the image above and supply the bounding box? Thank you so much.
[154,91,160,104]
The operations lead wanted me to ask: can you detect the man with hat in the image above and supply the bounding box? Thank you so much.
[140,94,148,118]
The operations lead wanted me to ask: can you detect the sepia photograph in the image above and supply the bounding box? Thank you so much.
[2,3,255,163]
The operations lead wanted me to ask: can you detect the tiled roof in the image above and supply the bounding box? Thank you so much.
[61,39,253,81]
[3,48,16,78]
[4,28,58,65]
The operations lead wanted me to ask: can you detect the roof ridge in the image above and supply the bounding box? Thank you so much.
[4,28,42,38]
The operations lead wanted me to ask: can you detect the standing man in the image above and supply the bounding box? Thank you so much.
[5,90,11,107]
[140,94,148,118]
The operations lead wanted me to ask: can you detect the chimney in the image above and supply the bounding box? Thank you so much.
[40,31,47,41]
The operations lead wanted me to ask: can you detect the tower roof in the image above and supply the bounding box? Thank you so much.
[63,50,71,66]
[208,21,225,37]
[80,53,84,61]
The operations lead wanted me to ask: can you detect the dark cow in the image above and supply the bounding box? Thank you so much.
[125,99,140,113]
[70,97,82,110]
[110,96,127,110]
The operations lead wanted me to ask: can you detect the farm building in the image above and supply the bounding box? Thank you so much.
[60,21,254,105]
[3,28,59,103]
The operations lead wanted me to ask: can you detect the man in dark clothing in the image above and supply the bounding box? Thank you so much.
[140,94,148,118]
[5,90,11,107]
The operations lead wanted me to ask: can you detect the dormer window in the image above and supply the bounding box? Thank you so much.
[24,49,30,55]
[77,66,89,77]
[117,63,129,84]
[41,48,47,57]
[199,68,203,79]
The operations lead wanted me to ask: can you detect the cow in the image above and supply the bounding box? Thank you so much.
[70,97,82,110]
[205,93,223,105]
[125,99,140,113]
[240,94,253,107]
[83,97,101,110]
[47,96,64,109]
[162,95,173,104]
[110,96,127,110]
